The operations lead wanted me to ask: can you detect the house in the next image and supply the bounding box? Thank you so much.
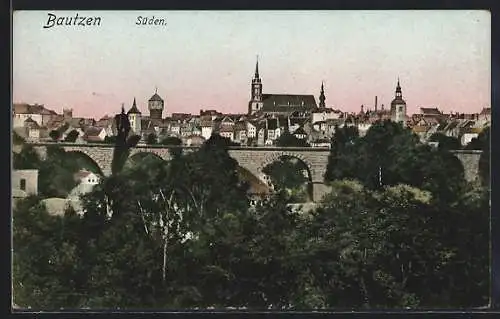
[266,118,281,144]
[74,170,100,185]
[84,127,107,142]
[12,169,38,199]
[461,129,479,146]
[311,108,342,124]
[357,123,372,137]
[170,122,181,135]
[234,121,247,144]
[257,126,266,146]
[171,113,192,122]
[23,118,42,141]
[246,121,257,138]
[13,103,57,128]
[219,125,234,141]
[220,116,235,127]
[293,126,308,140]
[200,119,214,140]
[420,107,443,123]
[67,170,100,215]
[442,120,461,138]
[310,139,331,148]
[191,125,202,136]
[180,123,193,137]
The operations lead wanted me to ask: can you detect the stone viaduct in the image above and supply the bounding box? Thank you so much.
[29,143,483,202]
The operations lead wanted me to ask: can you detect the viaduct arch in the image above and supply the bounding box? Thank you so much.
[29,143,483,202]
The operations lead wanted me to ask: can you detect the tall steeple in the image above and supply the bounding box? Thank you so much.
[319,81,326,108]
[248,56,263,115]
[395,77,402,98]
[255,55,260,79]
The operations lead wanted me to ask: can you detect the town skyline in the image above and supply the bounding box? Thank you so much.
[13,10,490,118]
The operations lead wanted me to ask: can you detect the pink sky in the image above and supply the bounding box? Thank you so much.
[13,10,490,119]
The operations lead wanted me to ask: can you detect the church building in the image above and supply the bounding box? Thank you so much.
[247,58,319,116]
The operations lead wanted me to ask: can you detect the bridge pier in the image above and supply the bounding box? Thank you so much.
[312,182,331,202]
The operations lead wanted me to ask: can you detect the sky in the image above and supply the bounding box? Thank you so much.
[13,10,491,119]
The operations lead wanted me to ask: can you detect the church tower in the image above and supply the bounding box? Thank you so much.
[248,57,263,115]
[148,88,164,120]
[390,78,407,125]
[319,81,326,109]
[127,97,142,134]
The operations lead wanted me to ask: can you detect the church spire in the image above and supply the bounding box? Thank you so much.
[319,81,326,108]
[255,55,260,79]
[395,77,402,98]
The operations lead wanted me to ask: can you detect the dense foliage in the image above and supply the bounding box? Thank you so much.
[276,132,310,147]
[263,156,310,202]
[12,120,490,310]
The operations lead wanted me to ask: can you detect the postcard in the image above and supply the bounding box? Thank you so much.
[11,10,491,311]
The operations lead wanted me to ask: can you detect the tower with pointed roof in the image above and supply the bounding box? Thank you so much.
[127,97,142,134]
[390,78,407,125]
[248,56,263,115]
[319,82,326,109]
[148,87,164,120]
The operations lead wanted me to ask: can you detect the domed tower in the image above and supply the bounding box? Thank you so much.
[390,78,407,125]
[127,97,142,134]
[148,88,164,120]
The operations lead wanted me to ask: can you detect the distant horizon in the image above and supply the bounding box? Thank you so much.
[13,10,491,119]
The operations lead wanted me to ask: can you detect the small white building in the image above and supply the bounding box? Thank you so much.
[74,170,100,185]
[12,169,39,199]
[462,132,479,146]
[246,121,257,138]
[311,108,342,123]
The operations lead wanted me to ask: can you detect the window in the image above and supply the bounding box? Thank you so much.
[20,178,26,191]
[399,106,404,113]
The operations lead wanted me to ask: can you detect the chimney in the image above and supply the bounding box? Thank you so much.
[375,96,378,112]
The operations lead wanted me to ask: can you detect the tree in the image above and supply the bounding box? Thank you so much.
[64,130,80,142]
[324,120,467,202]
[276,132,310,147]
[13,131,25,145]
[160,136,182,146]
[146,133,157,145]
[13,144,41,170]
[429,133,461,151]
[103,135,117,144]
[13,197,84,309]
[49,130,61,142]
[324,124,360,182]
[263,156,310,202]
[37,146,81,198]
